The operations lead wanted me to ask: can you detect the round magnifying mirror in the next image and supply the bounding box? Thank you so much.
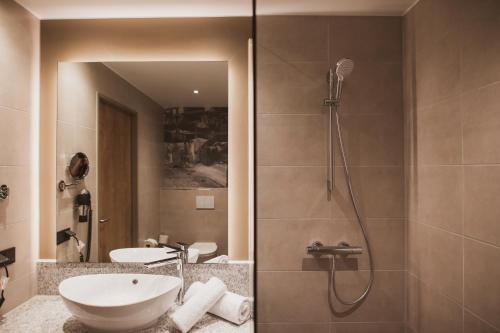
[68,152,90,180]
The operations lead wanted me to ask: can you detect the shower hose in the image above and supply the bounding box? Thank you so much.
[329,110,375,306]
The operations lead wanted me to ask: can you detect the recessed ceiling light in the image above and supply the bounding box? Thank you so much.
[193,90,199,94]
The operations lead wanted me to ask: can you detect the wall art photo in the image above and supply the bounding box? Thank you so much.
[162,106,228,188]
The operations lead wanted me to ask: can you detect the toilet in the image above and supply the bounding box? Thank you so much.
[189,242,218,262]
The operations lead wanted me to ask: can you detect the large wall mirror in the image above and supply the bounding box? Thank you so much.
[56,58,252,264]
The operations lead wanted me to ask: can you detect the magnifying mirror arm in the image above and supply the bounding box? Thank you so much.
[58,179,80,192]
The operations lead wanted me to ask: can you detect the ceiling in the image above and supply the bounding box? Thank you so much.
[16,0,417,19]
[257,0,417,16]
[103,62,228,108]
[15,0,253,19]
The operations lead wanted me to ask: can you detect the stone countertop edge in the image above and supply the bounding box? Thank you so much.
[0,295,254,333]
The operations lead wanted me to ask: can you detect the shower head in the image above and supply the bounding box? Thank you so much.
[334,58,354,102]
[335,58,354,81]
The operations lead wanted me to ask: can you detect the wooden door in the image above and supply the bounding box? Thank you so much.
[98,98,134,262]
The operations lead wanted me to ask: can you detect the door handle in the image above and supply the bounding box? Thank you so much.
[99,217,110,224]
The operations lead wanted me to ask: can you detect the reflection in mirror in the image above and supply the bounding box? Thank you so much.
[56,59,250,264]
[57,152,90,192]
[68,152,90,180]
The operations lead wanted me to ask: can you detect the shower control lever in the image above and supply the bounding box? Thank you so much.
[307,241,363,256]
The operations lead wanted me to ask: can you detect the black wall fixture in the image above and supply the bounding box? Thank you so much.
[0,247,16,266]
[57,228,72,245]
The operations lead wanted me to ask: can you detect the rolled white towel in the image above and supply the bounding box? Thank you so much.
[203,255,229,264]
[170,277,227,333]
[144,238,158,247]
[185,281,251,325]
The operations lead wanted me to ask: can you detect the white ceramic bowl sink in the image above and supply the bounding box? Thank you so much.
[59,274,181,332]
[109,247,200,264]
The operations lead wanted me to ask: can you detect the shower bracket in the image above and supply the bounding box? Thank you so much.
[323,98,340,107]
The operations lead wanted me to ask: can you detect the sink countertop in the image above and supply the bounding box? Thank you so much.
[0,296,254,333]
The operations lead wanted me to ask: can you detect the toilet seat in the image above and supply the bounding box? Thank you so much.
[189,242,218,257]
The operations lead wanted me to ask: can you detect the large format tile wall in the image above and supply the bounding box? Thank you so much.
[256,16,404,332]
[160,188,228,256]
[0,0,39,313]
[404,0,500,332]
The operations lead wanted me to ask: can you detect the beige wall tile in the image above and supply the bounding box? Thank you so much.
[56,121,76,167]
[159,188,228,256]
[331,271,404,322]
[257,114,326,166]
[330,17,402,63]
[414,32,460,106]
[462,82,500,164]
[203,211,229,254]
[415,166,463,234]
[407,274,463,333]
[257,218,331,271]
[464,310,500,333]
[332,166,404,219]
[364,220,405,271]
[57,62,98,129]
[464,239,500,329]
[73,126,97,169]
[258,16,329,63]
[464,166,500,247]
[460,0,500,92]
[333,322,405,333]
[137,189,160,243]
[257,166,330,219]
[160,210,206,244]
[416,98,462,165]
[335,113,403,166]
[407,222,463,303]
[0,107,30,166]
[257,61,328,115]
[0,1,37,113]
[258,323,330,333]
[412,0,461,54]
[257,271,331,323]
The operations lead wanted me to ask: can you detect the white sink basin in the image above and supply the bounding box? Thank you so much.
[59,274,181,332]
[109,247,200,264]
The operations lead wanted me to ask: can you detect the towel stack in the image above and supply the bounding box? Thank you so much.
[170,277,251,333]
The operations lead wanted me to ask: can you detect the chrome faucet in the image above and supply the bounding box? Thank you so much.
[144,242,189,305]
